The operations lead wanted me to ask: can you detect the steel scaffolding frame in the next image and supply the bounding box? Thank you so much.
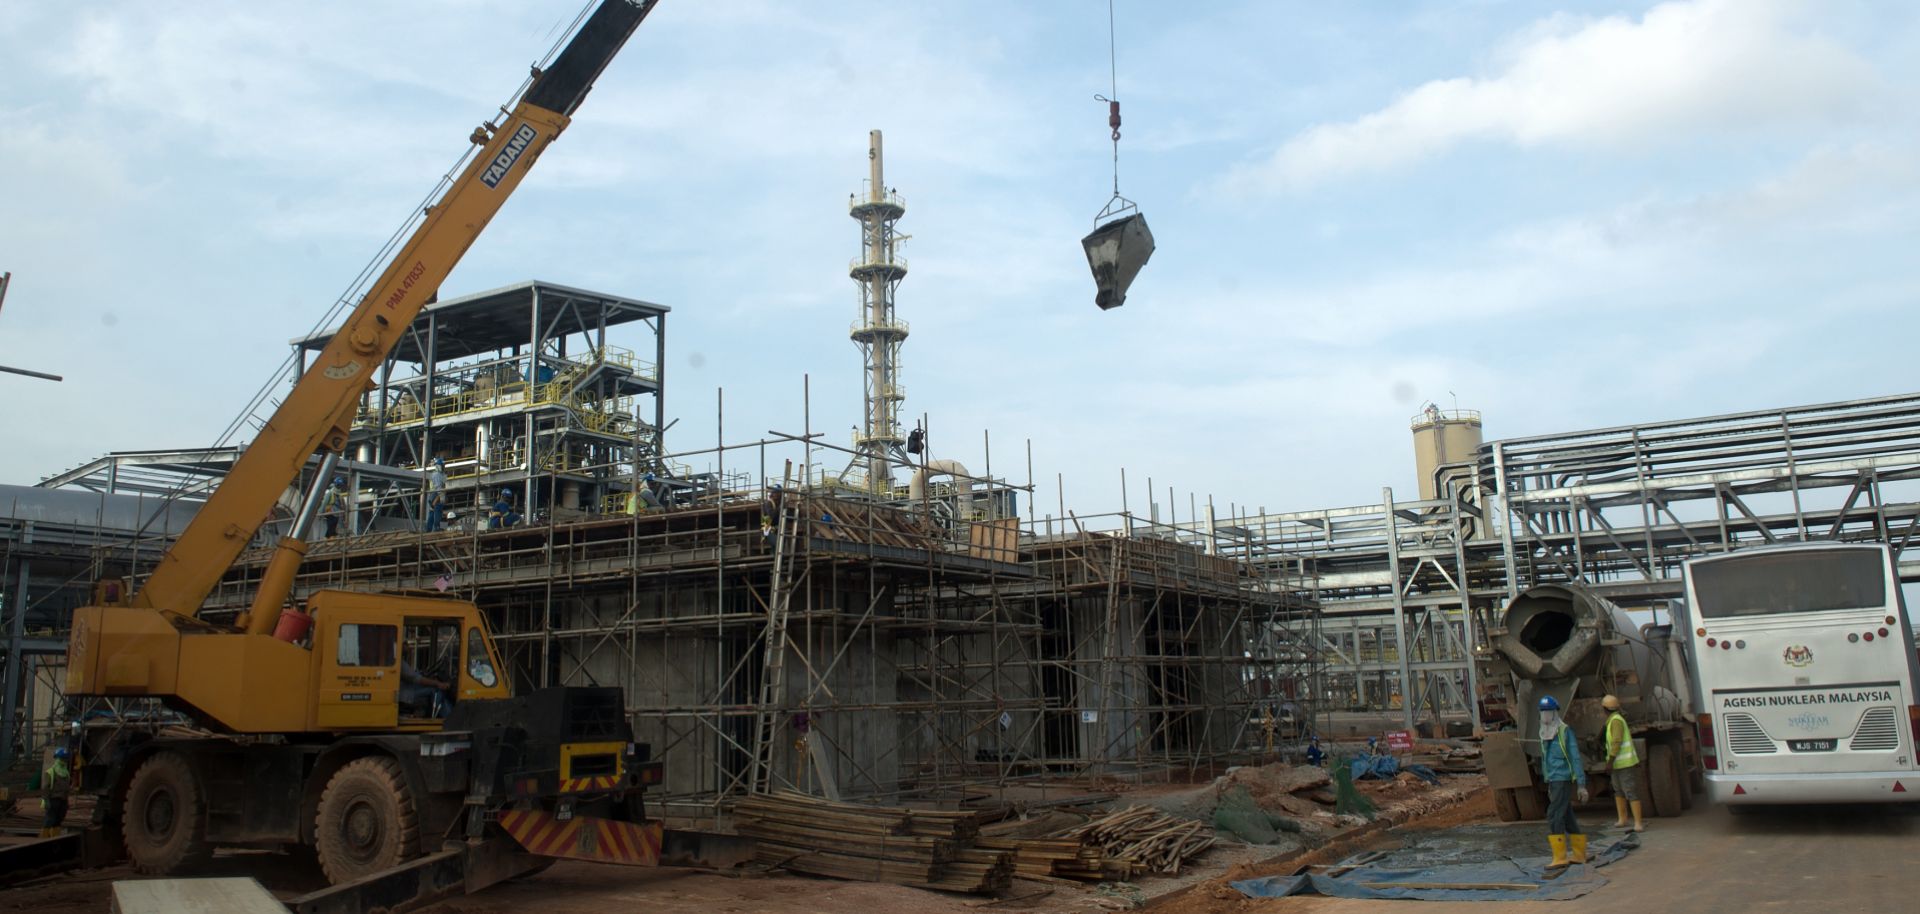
[194,429,1313,817]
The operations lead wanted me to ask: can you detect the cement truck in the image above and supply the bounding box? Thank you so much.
[1479,584,1703,821]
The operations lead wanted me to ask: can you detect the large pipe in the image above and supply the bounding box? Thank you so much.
[909,459,973,504]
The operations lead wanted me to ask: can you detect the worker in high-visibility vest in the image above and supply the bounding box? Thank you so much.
[1538,695,1589,871]
[1602,694,1644,832]
[39,747,72,838]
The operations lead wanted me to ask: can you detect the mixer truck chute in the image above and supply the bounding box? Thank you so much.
[1479,584,1703,822]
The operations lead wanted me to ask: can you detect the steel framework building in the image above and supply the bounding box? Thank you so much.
[289,280,668,532]
[1188,391,1920,731]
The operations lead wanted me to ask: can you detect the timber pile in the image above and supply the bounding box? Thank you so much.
[733,792,1010,894]
[1066,805,1216,876]
[973,835,1129,882]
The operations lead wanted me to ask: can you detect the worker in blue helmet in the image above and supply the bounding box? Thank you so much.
[1537,694,1589,872]
[39,746,73,838]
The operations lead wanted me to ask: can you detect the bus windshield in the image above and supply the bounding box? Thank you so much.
[1691,549,1887,619]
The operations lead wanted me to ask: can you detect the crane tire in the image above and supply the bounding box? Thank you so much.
[315,756,420,885]
[123,751,214,874]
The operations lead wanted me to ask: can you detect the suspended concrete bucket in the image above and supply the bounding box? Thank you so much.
[1082,212,1154,310]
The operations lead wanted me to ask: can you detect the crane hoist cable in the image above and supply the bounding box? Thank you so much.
[1092,0,1133,224]
[1080,0,1155,310]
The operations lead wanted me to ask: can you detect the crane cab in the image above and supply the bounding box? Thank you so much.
[308,590,512,731]
[67,589,510,735]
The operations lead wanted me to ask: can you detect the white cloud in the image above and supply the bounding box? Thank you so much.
[1226,0,1880,193]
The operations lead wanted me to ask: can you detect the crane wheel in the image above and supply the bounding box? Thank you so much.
[315,756,420,885]
[123,751,214,874]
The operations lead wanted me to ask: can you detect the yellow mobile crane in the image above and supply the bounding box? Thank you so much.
[51,2,741,907]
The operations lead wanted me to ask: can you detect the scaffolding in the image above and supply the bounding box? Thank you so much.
[187,429,1315,816]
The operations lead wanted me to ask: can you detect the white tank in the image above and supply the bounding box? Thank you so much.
[1410,407,1483,500]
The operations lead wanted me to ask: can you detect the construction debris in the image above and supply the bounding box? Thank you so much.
[1065,806,1216,876]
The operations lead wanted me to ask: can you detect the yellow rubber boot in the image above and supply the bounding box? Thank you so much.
[1569,833,1588,865]
[1613,795,1629,828]
[1630,800,1645,832]
[1546,834,1569,870]
[37,827,58,838]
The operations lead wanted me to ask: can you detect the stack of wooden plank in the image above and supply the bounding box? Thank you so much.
[1065,805,1216,876]
[974,835,1131,882]
[732,791,1010,894]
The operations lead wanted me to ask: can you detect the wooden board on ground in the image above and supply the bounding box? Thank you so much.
[111,878,284,914]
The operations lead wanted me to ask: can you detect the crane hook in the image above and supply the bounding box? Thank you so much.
[1096,94,1121,142]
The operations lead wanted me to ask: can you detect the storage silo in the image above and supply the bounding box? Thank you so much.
[1411,405,1483,500]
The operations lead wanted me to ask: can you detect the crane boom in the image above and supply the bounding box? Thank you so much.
[131,0,657,619]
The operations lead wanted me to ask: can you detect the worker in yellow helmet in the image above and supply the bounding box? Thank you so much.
[1602,694,1644,832]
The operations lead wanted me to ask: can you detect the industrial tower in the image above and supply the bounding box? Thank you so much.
[847,129,909,492]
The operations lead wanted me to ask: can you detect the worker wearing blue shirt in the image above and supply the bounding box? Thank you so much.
[1538,695,1590,871]
[488,490,521,529]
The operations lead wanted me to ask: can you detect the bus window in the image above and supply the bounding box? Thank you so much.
[1690,550,1886,618]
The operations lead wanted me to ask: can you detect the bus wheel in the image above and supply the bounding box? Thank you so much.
[1494,787,1521,822]
[1647,743,1683,817]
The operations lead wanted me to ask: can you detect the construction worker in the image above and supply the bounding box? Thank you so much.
[1305,735,1325,768]
[424,458,448,532]
[1602,694,1644,832]
[1538,695,1589,871]
[399,661,452,718]
[487,489,521,529]
[636,473,663,512]
[321,476,348,537]
[39,747,72,838]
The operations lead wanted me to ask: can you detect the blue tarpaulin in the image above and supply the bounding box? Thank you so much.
[1231,833,1640,902]
[1350,754,1400,780]
[1348,755,1441,784]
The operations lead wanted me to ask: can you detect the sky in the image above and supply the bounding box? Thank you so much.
[3,0,1919,524]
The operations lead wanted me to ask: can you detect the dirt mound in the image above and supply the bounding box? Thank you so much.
[1216,764,1330,818]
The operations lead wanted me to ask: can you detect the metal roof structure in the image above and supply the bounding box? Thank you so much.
[291,280,668,364]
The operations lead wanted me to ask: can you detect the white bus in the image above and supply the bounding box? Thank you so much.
[1682,543,1920,805]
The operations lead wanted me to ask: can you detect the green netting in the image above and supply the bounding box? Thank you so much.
[1331,754,1377,820]
[1212,785,1304,844]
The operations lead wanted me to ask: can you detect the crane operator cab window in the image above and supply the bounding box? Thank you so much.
[336,624,397,668]
[467,627,498,689]
[399,620,459,719]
